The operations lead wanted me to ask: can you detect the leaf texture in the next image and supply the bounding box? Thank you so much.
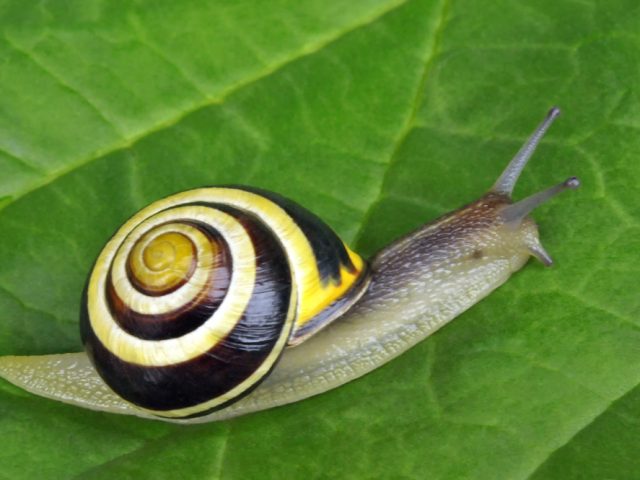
[0,0,638,478]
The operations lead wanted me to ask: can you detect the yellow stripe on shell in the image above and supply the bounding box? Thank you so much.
[88,206,256,366]
[129,231,197,293]
[133,279,299,418]
[296,245,365,326]
[111,221,213,315]
[129,188,365,336]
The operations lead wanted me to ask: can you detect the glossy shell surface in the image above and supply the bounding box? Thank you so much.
[80,186,369,418]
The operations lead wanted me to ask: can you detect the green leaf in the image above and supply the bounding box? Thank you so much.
[0,0,638,478]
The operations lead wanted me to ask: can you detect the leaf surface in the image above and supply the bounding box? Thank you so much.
[0,0,638,479]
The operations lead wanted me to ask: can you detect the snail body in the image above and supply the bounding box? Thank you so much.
[0,108,579,423]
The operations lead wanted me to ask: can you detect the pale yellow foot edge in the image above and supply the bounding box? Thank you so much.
[0,352,153,419]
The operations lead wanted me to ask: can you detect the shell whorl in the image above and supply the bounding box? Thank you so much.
[80,187,369,418]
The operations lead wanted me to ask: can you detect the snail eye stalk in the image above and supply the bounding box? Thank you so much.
[491,107,561,197]
[500,177,580,224]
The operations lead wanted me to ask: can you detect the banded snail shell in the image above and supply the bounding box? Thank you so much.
[80,186,370,418]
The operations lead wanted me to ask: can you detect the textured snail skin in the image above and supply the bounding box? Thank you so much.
[0,194,540,423]
[0,108,578,423]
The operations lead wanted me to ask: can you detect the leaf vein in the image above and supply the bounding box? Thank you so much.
[2,33,126,139]
[352,0,452,248]
[0,145,42,173]
[0,283,65,327]
[522,382,640,479]
[127,13,210,97]
[0,0,409,214]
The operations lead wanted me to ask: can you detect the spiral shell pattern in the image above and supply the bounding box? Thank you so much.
[80,187,369,418]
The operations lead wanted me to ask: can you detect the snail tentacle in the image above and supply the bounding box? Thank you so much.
[491,107,561,196]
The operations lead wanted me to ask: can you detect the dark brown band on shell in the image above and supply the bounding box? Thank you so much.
[107,223,232,341]
[80,205,294,414]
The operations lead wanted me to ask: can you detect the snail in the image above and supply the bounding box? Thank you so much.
[0,108,579,424]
